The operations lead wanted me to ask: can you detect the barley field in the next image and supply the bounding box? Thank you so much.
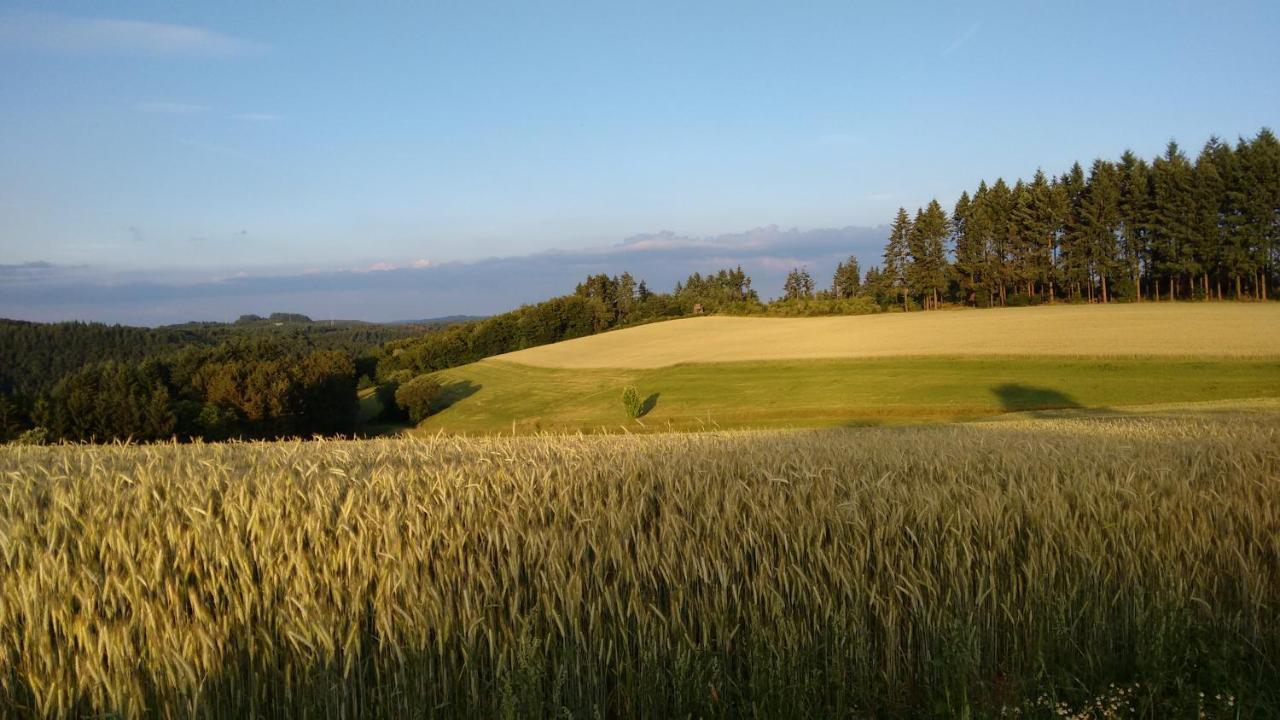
[497,303,1280,369]
[2,406,1279,717]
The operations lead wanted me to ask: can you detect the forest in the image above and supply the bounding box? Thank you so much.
[864,129,1280,308]
[0,315,451,443]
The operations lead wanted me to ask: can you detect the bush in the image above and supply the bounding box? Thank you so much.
[375,381,407,422]
[621,386,642,419]
[13,426,49,445]
[764,296,880,317]
[396,376,443,423]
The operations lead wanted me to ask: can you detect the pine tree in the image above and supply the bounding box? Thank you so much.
[1238,128,1280,299]
[1058,163,1089,301]
[908,200,949,309]
[1191,139,1228,299]
[1117,151,1152,300]
[985,179,1014,305]
[952,190,983,305]
[1150,141,1198,299]
[782,267,815,300]
[1080,159,1122,302]
[831,256,862,298]
[882,208,913,310]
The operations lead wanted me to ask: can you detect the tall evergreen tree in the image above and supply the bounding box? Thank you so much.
[1150,141,1198,299]
[985,179,1014,305]
[951,190,983,305]
[831,256,862,298]
[782,267,815,300]
[907,200,949,309]
[1117,150,1152,300]
[1057,163,1089,301]
[883,208,913,310]
[1080,159,1122,302]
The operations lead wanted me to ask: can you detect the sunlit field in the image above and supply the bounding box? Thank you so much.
[497,303,1280,369]
[417,356,1280,434]
[3,404,1277,717]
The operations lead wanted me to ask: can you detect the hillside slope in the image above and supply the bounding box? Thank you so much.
[496,303,1280,369]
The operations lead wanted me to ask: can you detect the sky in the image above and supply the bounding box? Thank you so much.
[1,1,1278,324]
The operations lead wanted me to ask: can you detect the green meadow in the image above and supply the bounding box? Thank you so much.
[412,356,1280,434]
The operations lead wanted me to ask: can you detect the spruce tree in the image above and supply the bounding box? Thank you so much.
[1081,159,1121,302]
[1150,141,1198,299]
[831,256,862,298]
[1117,151,1152,300]
[882,208,913,310]
[952,189,984,305]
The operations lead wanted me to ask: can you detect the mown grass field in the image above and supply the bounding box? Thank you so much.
[3,404,1278,717]
[417,356,1280,433]
[410,304,1280,434]
[497,303,1280,369]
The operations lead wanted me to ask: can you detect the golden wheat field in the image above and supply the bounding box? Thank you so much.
[495,303,1280,369]
[2,405,1278,717]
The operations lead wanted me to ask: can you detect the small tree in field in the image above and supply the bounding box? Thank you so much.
[396,376,443,423]
[621,386,642,419]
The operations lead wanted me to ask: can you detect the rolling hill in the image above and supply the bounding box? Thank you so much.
[496,303,1280,368]
[414,304,1280,434]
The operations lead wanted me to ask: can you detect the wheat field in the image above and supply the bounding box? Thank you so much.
[2,406,1278,717]
[496,303,1280,369]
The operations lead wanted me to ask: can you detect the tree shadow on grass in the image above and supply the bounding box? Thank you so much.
[638,393,659,418]
[432,380,482,413]
[991,383,1084,413]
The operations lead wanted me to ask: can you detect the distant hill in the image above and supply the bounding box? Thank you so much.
[0,315,443,398]
[495,303,1280,369]
[388,315,486,326]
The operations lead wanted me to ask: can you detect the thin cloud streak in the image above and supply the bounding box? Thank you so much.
[0,11,265,56]
[942,21,982,56]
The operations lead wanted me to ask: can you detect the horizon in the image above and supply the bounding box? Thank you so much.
[2,2,1278,323]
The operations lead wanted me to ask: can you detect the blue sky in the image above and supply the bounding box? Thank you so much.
[1,1,1278,323]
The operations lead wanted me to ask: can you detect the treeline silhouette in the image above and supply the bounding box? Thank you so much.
[381,268,761,375]
[870,128,1279,308]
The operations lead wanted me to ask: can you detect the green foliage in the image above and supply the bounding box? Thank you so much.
[36,361,176,443]
[12,426,49,445]
[395,375,444,423]
[375,381,407,422]
[26,338,358,443]
[831,256,861,298]
[621,386,642,419]
[781,267,815,300]
[672,266,760,311]
[764,296,880,317]
[882,208,912,308]
[382,269,764,378]
[921,126,1279,306]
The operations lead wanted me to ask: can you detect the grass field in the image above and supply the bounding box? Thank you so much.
[417,356,1280,433]
[2,405,1276,717]
[498,303,1280,369]
[410,304,1280,434]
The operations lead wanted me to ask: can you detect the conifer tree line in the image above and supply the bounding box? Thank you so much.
[865,128,1279,308]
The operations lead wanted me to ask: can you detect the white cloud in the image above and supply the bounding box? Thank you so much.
[942,21,982,56]
[0,11,264,56]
